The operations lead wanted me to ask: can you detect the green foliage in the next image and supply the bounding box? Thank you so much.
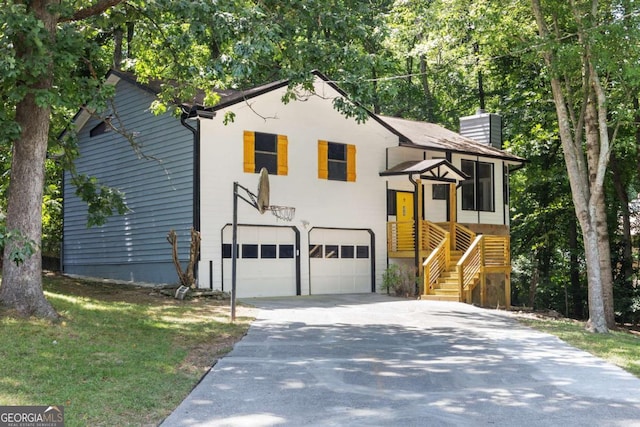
[71,174,129,228]
[382,264,420,297]
[0,222,37,267]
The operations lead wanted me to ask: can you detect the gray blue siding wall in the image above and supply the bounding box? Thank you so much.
[63,78,194,284]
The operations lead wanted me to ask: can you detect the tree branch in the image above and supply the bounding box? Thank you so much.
[59,0,125,23]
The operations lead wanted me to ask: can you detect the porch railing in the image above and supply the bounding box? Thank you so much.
[453,223,476,252]
[387,221,415,252]
[387,220,448,253]
[457,235,510,303]
[423,234,450,291]
[457,235,483,301]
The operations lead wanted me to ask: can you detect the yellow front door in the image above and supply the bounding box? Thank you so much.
[396,191,414,221]
[396,192,414,251]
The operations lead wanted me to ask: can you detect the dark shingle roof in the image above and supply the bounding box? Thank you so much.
[107,69,525,164]
[377,116,524,163]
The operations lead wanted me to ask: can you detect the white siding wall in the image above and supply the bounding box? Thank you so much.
[385,147,508,226]
[198,78,399,293]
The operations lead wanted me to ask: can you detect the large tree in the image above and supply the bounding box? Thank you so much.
[0,0,127,318]
[530,0,640,332]
[0,0,396,318]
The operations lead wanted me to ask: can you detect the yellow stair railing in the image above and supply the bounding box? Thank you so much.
[457,235,484,302]
[423,233,450,293]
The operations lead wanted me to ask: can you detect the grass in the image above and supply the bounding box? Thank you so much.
[517,316,640,378]
[0,273,254,426]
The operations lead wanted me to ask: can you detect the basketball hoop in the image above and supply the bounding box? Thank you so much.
[256,167,270,214]
[230,169,295,322]
[266,205,296,222]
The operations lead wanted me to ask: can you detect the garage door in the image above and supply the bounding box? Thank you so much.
[309,228,373,294]
[222,225,298,298]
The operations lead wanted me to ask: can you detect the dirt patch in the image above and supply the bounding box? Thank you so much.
[43,271,174,304]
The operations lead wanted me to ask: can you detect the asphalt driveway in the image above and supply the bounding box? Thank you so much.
[160,294,640,426]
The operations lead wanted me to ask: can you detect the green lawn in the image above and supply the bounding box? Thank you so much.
[517,317,640,378]
[0,274,253,426]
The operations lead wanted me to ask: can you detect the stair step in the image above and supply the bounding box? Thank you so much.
[435,282,459,290]
[433,288,460,296]
[421,294,460,302]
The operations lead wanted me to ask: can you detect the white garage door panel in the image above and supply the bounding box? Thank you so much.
[309,228,372,295]
[222,226,297,298]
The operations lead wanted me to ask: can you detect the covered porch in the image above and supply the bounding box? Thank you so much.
[381,159,511,308]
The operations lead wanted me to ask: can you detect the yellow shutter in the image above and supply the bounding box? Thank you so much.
[277,134,288,176]
[346,144,356,182]
[243,131,255,173]
[318,140,328,179]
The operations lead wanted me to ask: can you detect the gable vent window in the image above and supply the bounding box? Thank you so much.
[243,130,288,175]
[89,117,112,138]
[318,140,356,182]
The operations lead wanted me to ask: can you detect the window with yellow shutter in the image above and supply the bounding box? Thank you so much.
[318,141,356,182]
[243,131,288,175]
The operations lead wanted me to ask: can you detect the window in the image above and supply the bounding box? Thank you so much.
[478,162,494,211]
[309,245,323,258]
[242,244,259,259]
[432,184,448,200]
[325,245,339,258]
[387,190,397,216]
[356,246,369,259]
[243,131,288,175]
[89,118,112,137]
[503,165,509,205]
[341,245,355,258]
[261,244,277,259]
[318,140,356,182]
[279,244,295,259]
[461,159,494,212]
[222,243,238,259]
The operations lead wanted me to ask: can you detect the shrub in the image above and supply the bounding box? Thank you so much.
[382,264,419,297]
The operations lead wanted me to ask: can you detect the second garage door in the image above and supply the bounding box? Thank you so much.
[309,228,373,294]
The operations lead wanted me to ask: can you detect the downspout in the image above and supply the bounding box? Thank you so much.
[180,108,199,233]
[408,174,420,288]
[180,107,201,284]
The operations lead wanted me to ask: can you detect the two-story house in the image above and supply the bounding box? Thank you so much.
[62,70,524,306]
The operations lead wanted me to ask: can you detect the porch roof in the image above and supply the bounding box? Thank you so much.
[379,159,469,183]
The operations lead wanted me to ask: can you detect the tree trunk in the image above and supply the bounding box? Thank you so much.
[419,55,434,121]
[0,1,58,319]
[569,217,583,318]
[531,0,608,332]
[585,96,616,328]
[528,254,539,308]
[114,26,123,70]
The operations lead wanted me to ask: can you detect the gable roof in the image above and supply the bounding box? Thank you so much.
[206,71,524,164]
[380,159,469,183]
[67,69,525,165]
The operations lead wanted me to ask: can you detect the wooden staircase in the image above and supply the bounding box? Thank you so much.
[420,224,511,307]
[422,250,472,301]
[386,219,511,307]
